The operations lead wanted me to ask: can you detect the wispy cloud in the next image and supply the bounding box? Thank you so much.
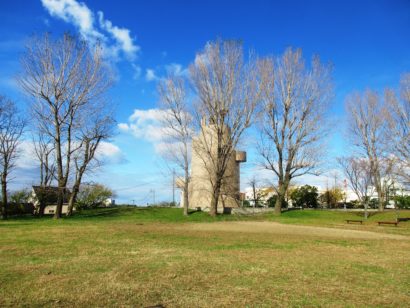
[145,69,158,81]
[118,108,180,155]
[95,141,128,164]
[145,63,188,82]
[131,63,142,80]
[165,63,188,76]
[97,11,140,61]
[41,0,140,62]
[119,108,166,142]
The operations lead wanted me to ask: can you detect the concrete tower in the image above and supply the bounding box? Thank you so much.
[186,117,246,211]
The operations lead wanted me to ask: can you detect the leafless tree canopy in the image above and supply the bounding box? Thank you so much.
[32,128,56,187]
[189,40,261,216]
[18,33,114,218]
[346,90,388,210]
[158,75,192,215]
[67,98,115,215]
[386,73,410,184]
[337,156,374,218]
[258,48,333,214]
[0,96,25,219]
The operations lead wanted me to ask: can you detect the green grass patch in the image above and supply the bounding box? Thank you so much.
[0,207,409,307]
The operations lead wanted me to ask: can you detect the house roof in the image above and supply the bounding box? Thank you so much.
[32,186,71,204]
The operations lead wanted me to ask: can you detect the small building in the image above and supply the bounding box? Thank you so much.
[29,186,72,215]
[244,186,276,207]
[103,198,115,207]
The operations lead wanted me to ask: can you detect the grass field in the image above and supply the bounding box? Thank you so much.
[1,207,409,307]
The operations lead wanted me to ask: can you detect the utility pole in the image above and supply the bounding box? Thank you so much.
[343,179,347,211]
[172,169,175,206]
[149,189,156,205]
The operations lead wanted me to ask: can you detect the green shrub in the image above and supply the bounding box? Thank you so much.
[290,185,319,208]
[267,195,287,208]
[395,195,410,209]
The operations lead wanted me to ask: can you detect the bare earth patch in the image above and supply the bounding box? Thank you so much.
[186,221,410,240]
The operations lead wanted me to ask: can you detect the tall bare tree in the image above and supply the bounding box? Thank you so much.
[338,157,374,219]
[158,75,192,216]
[66,100,115,216]
[386,73,410,184]
[258,48,333,214]
[0,96,25,219]
[248,176,264,207]
[346,91,388,210]
[32,128,56,216]
[33,129,56,187]
[189,40,260,216]
[18,33,113,219]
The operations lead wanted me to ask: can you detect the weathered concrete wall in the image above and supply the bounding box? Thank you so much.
[188,123,245,210]
[231,207,276,215]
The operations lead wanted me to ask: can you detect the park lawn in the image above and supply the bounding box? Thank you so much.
[266,209,410,236]
[0,208,409,307]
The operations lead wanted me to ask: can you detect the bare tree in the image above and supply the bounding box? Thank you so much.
[0,96,25,219]
[248,176,264,207]
[385,73,410,184]
[18,33,113,219]
[258,48,333,215]
[338,157,374,219]
[32,127,56,187]
[189,40,260,216]
[346,91,388,210]
[158,75,192,216]
[32,128,56,216]
[66,100,115,216]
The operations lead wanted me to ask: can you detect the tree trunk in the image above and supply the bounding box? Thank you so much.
[183,186,189,216]
[275,182,287,215]
[364,201,369,220]
[54,184,63,219]
[377,190,384,211]
[39,201,45,217]
[373,171,384,212]
[210,184,221,217]
[1,175,7,220]
[67,184,79,217]
[54,120,64,219]
[275,193,284,215]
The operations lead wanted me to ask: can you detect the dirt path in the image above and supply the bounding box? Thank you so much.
[185,221,409,240]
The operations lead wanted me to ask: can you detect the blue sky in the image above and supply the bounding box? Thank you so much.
[0,0,409,203]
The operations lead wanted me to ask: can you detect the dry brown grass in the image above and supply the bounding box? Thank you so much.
[0,210,409,307]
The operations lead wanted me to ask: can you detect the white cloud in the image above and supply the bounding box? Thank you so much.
[145,63,188,82]
[119,108,166,141]
[97,11,139,61]
[117,123,129,131]
[41,0,140,62]
[119,108,184,155]
[131,64,142,80]
[14,140,125,177]
[165,63,186,76]
[145,69,158,81]
[95,141,127,164]
[15,141,39,170]
[41,0,97,38]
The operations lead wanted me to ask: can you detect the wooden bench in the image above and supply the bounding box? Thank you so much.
[377,221,398,226]
[397,218,410,222]
[346,219,363,224]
